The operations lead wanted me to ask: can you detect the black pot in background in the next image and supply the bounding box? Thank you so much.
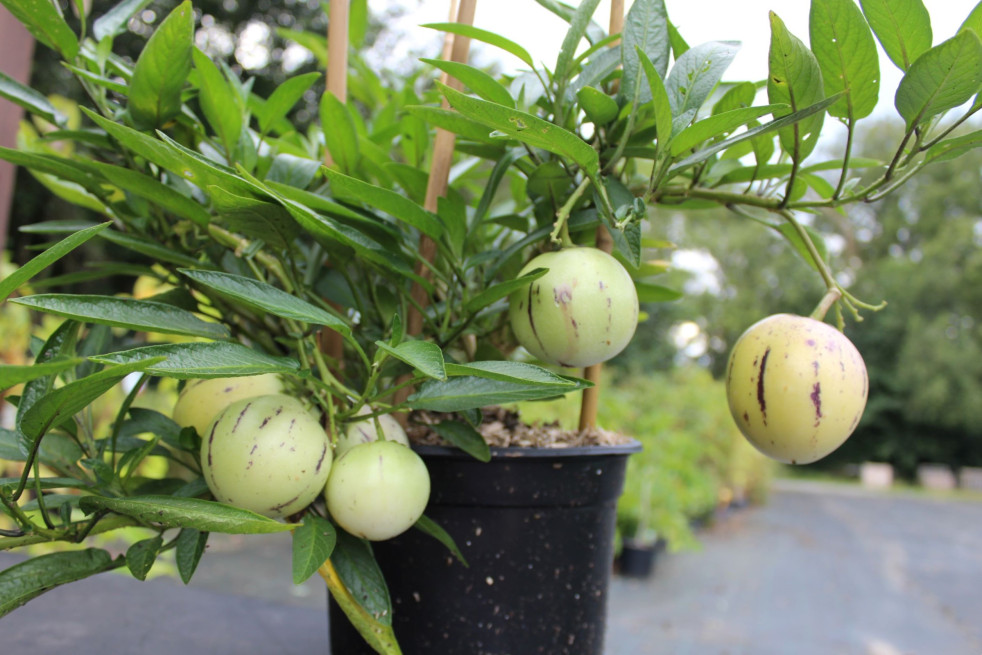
[329,441,641,655]
[617,538,663,579]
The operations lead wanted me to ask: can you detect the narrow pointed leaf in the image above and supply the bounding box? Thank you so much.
[621,0,671,103]
[666,40,741,116]
[639,49,674,149]
[94,0,154,41]
[860,0,932,71]
[324,169,443,239]
[0,549,115,619]
[92,341,301,378]
[421,59,514,108]
[11,294,228,340]
[768,12,827,162]
[670,105,785,156]
[322,551,400,654]
[192,47,242,155]
[125,536,163,581]
[78,495,296,533]
[444,360,582,388]
[175,528,209,584]
[179,269,349,335]
[555,0,603,85]
[89,162,210,227]
[414,514,469,565]
[0,0,79,59]
[404,105,500,143]
[895,30,982,129]
[810,0,880,120]
[0,359,85,392]
[320,92,361,175]
[465,268,547,313]
[128,0,193,129]
[0,71,63,126]
[422,23,533,68]
[0,222,109,303]
[292,515,337,584]
[209,186,299,250]
[376,340,446,380]
[427,421,490,462]
[407,375,592,412]
[259,72,321,134]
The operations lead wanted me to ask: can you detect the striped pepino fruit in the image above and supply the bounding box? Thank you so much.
[725,314,868,465]
[508,247,639,368]
[202,394,332,518]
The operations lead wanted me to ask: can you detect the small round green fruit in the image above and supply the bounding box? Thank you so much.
[325,441,430,541]
[335,407,409,459]
[725,314,868,465]
[202,394,332,518]
[508,247,639,367]
[172,373,284,436]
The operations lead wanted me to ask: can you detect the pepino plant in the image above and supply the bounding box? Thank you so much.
[1,0,981,651]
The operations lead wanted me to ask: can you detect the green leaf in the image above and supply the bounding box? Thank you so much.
[0,359,85,392]
[414,514,469,566]
[775,222,830,273]
[422,22,534,68]
[0,549,115,619]
[330,531,393,626]
[404,105,500,144]
[320,92,361,175]
[178,269,349,335]
[11,294,228,340]
[666,41,740,117]
[0,148,99,190]
[91,342,301,378]
[634,282,683,303]
[0,0,79,59]
[100,230,201,268]
[670,105,785,156]
[465,268,548,313]
[960,2,982,36]
[407,374,592,412]
[421,59,514,108]
[444,360,583,389]
[767,12,827,162]
[192,48,243,156]
[376,340,446,380]
[0,222,109,303]
[19,357,162,443]
[0,70,63,126]
[440,84,600,180]
[15,320,79,435]
[427,421,490,463]
[0,476,90,492]
[209,186,299,250]
[576,86,619,125]
[128,0,193,129]
[125,536,163,581]
[175,528,209,584]
[810,0,881,120]
[324,169,443,239]
[555,0,603,85]
[621,0,671,103]
[894,30,982,129]
[860,0,932,71]
[258,72,321,135]
[638,49,674,150]
[88,162,210,227]
[78,495,296,533]
[924,128,982,163]
[292,515,337,584]
[93,0,154,41]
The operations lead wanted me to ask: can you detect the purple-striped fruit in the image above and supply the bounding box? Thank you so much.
[508,247,639,368]
[202,394,332,518]
[325,441,430,541]
[173,373,284,436]
[725,314,868,465]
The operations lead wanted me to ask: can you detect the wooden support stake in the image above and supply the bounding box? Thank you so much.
[578,0,624,432]
[0,6,35,256]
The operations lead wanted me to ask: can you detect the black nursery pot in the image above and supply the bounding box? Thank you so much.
[329,441,641,655]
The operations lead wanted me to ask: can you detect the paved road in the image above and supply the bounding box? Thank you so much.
[1,480,980,654]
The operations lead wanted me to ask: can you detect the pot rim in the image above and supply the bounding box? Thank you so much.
[411,438,642,459]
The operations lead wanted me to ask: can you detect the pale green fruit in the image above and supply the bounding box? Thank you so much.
[335,407,409,459]
[325,441,430,541]
[172,373,284,436]
[202,394,332,518]
[508,247,639,368]
[725,314,868,465]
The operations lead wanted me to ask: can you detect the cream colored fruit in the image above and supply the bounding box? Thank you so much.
[325,441,430,541]
[172,373,284,436]
[202,394,332,518]
[335,407,409,459]
[725,314,868,465]
[508,247,639,368]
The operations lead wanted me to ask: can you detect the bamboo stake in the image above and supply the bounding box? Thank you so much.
[578,0,624,432]
[393,0,477,412]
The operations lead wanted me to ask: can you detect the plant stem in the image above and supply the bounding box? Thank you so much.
[810,287,842,321]
[551,177,592,245]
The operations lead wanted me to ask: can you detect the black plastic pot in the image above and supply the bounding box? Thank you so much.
[329,441,641,655]
[617,538,659,579]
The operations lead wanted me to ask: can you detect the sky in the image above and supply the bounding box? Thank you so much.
[393,0,979,118]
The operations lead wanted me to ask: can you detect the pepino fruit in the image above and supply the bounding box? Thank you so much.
[202,394,332,518]
[325,441,430,541]
[335,406,409,459]
[725,314,868,465]
[173,373,284,436]
[508,247,639,368]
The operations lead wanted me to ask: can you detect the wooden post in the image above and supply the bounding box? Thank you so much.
[578,0,624,432]
[0,6,36,255]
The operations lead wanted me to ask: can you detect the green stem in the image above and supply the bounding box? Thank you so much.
[550,177,593,245]
[111,373,149,475]
[833,117,856,200]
